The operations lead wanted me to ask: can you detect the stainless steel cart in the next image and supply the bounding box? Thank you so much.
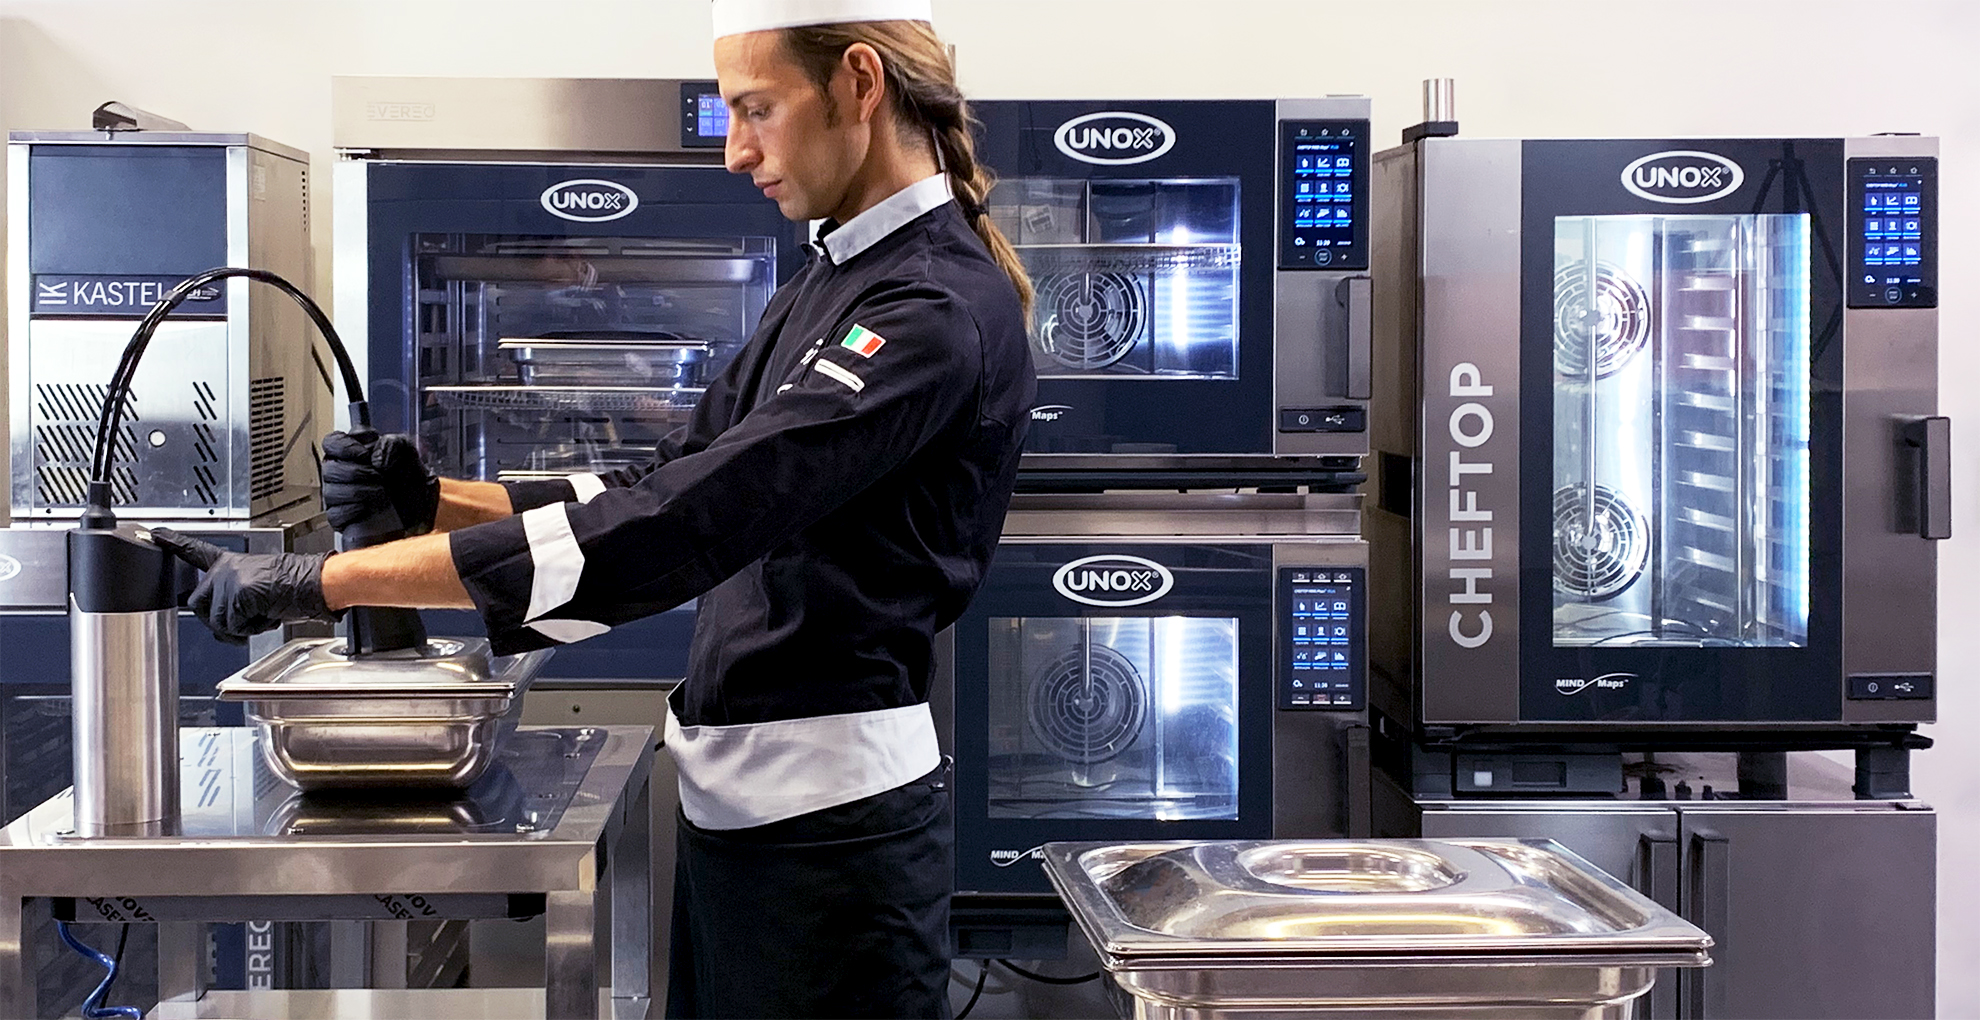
[0,724,654,1020]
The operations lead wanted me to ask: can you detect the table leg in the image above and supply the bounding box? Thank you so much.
[612,774,652,1006]
[327,920,370,987]
[545,883,599,1020]
[0,895,27,1019]
[157,921,205,1001]
[370,920,408,989]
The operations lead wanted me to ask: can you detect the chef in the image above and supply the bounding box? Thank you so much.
[152,1,1037,1014]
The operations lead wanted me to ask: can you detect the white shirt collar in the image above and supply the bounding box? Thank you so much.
[807,173,954,266]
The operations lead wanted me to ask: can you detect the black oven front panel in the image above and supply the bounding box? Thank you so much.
[951,541,1277,895]
[1281,566,1365,710]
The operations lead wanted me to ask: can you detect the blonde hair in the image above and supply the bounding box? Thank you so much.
[781,21,1034,320]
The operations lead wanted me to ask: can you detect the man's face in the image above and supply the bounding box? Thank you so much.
[716,32,866,222]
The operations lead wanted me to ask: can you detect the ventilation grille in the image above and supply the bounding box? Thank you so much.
[1027,643,1147,765]
[32,384,139,506]
[1553,483,1650,601]
[191,381,221,505]
[1554,261,1651,379]
[1034,272,1148,370]
[249,377,287,501]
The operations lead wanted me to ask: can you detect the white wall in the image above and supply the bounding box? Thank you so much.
[2,0,1976,1011]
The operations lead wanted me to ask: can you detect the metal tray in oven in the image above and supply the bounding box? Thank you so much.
[1043,839,1712,1019]
[426,384,704,414]
[500,334,713,386]
[216,638,552,791]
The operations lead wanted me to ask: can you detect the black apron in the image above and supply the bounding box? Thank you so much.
[666,762,954,1018]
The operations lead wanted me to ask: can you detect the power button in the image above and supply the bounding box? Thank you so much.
[1280,406,1364,433]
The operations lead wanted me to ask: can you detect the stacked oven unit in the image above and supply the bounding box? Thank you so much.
[941,98,1380,958]
[1364,96,1941,1018]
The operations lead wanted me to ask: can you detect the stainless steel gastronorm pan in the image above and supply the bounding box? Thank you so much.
[1043,839,1712,1020]
[217,638,551,791]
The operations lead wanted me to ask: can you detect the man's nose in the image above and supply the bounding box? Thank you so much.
[725,128,757,175]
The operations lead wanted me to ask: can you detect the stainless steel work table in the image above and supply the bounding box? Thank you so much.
[0,724,654,1020]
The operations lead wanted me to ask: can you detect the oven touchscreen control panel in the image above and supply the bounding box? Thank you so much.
[1279,567,1364,710]
[679,81,729,149]
[1279,120,1368,271]
[1848,156,1936,308]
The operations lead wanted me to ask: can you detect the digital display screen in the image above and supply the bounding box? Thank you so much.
[1849,156,1936,308]
[1280,567,1363,710]
[678,81,727,149]
[1279,120,1367,270]
[696,93,729,139]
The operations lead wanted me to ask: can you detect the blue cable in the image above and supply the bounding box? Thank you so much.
[55,922,141,1020]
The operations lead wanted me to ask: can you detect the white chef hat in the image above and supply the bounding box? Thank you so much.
[712,0,934,39]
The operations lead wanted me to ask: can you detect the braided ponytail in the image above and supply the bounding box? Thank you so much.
[782,22,1034,320]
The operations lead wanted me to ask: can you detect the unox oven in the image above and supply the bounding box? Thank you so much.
[332,77,802,680]
[1365,132,1946,732]
[939,494,1371,897]
[970,99,1373,485]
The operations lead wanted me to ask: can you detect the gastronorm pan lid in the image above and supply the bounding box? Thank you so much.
[216,637,548,700]
[1041,839,1712,965]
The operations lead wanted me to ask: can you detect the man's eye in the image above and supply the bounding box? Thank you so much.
[747,107,770,121]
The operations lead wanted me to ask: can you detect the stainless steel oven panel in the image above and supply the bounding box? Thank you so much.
[1841,135,1939,724]
[1273,268,1368,456]
[1367,141,1422,727]
[333,77,717,161]
[1274,97,1373,459]
[1415,139,1522,723]
[1273,538,1371,839]
[1001,492,1360,538]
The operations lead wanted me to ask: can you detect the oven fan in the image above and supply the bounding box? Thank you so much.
[1553,483,1650,601]
[1034,272,1148,371]
[1027,643,1148,766]
[1553,262,1650,379]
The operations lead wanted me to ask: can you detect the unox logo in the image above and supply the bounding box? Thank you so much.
[1052,554,1174,607]
[0,554,19,583]
[1620,151,1744,205]
[540,179,639,222]
[1555,672,1637,696]
[1054,112,1176,166]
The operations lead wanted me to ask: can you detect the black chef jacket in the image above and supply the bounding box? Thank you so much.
[450,175,1034,829]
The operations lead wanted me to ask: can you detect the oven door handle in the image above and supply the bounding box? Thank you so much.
[1901,415,1951,540]
[1335,275,1372,400]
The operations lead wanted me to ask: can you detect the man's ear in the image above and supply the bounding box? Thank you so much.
[838,41,888,125]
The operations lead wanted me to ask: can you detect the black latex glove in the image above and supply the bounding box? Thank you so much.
[321,430,441,534]
[150,527,336,645]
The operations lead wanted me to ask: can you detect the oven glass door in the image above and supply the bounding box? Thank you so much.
[408,233,778,482]
[1520,139,1845,722]
[1551,213,1811,649]
[972,100,1279,456]
[954,542,1274,894]
[361,163,801,678]
[989,178,1242,382]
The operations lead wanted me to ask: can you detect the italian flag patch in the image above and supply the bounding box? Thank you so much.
[841,324,886,358]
